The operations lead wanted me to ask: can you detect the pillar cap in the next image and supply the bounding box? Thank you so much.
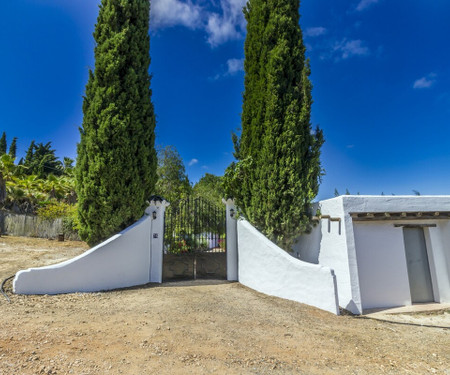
[222,198,235,205]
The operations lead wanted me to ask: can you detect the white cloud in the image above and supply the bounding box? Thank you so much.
[151,0,202,29]
[150,0,246,47]
[188,158,199,166]
[226,58,244,75]
[413,73,437,89]
[304,27,327,38]
[206,0,247,47]
[356,0,380,12]
[333,39,370,59]
[211,57,244,80]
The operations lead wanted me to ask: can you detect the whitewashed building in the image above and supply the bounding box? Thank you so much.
[293,196,450,314]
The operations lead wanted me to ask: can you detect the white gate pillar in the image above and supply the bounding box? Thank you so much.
[223,198,238,281]
[146,196,170,283]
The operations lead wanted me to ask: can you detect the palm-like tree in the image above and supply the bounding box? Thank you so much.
[42,174,66,200]
[0,154,18,202]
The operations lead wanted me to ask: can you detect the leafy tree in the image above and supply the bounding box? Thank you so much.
[26,142,63,178]
[155,145,191,203]
[193,173,224,207]
[224,0,324,250]
[0,132,6,155]
[76,0,157,245]
[0,154,16,202]
[24,140,35,166]
[63,157,74,170]
[62,157,75,177]
[8,137,17,159]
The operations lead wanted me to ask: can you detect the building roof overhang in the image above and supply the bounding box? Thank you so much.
[350,211,450,222]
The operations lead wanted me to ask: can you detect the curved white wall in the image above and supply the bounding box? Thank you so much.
[13,200,169,295]
[14,215,153,294]
[237,220,340,315]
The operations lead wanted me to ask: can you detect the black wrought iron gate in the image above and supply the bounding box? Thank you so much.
[163,197,227,281]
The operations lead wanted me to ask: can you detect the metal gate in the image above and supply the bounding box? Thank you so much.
[163,197,226,281]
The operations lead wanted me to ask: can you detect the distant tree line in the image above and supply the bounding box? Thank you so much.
[154,145,224,207]
[0,128,222,241]
[0,131,76,229]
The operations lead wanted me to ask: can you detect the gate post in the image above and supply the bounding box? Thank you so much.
[146,196,170,283]
[223,198,238,281]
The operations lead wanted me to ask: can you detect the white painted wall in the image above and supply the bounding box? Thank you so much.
[14,200,169,294]
[292,222,321,264]
[317,197,361,314]
[353,222,411,310]
[427,223,450,303]
[237,220,339,315]
[295,195,450,314]
[223,199,238,281]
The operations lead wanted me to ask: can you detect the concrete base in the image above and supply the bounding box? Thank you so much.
[364,302,450,315]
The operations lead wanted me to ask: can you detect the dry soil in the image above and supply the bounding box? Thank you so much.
[0,236,449,375]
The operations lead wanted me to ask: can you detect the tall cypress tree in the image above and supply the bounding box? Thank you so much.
[76,0,157,245]
[0,132,7,155]
[225,0,324,249]
[9,137,17,159]
[24,140,35,171]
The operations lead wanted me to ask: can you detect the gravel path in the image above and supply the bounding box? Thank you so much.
[0,236,449,374]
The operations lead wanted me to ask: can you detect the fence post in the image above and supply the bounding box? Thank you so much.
[146,196,170,283]
[223,198,238,281]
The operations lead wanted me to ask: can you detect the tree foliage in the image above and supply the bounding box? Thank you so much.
[0,132,7,155]
[76,0,157,245]
[224,0,324,250]
[155,145,191,203]
[24,142,63,178]
[8,137,17,159]
[193,173,224,207]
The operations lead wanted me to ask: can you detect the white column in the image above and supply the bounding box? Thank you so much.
[146,198,170,283]
[223,198,238,281]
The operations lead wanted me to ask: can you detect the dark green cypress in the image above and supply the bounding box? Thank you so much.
[24,141,35,162]
[0,132,7,155]
[76,0,157,246]
[225,0,324,249]
[8,137,18,159]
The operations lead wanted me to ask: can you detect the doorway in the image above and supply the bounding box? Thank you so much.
[403,227,434,303]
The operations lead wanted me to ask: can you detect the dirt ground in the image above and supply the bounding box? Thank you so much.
[0,236,449,375]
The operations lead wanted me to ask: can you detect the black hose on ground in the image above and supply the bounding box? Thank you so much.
[1,275,15,303]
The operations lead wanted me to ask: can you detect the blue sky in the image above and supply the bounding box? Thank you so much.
[1,0,449,200]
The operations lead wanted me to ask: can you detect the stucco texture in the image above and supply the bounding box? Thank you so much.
[296,195,450,314]
[237,220,339,315]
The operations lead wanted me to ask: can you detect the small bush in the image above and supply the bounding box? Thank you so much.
[37,202,80,238]
[36,202,71,220]
[62,204,81,237]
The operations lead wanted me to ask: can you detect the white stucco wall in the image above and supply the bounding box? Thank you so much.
[353,222,411,310]
[237,220,339,315]
[427,223,450,303]
[292,222,321,264]
[223,199,238,281]
[315,197,361,314]
[14,201,168,294]
[342,196,450,311]
[295,195,450,314]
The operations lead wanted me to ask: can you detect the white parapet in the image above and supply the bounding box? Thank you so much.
[237,219,340,315]
[14,199,169,295]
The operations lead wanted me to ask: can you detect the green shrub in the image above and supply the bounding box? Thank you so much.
[62,205,81,238]
[36,202,71,220]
